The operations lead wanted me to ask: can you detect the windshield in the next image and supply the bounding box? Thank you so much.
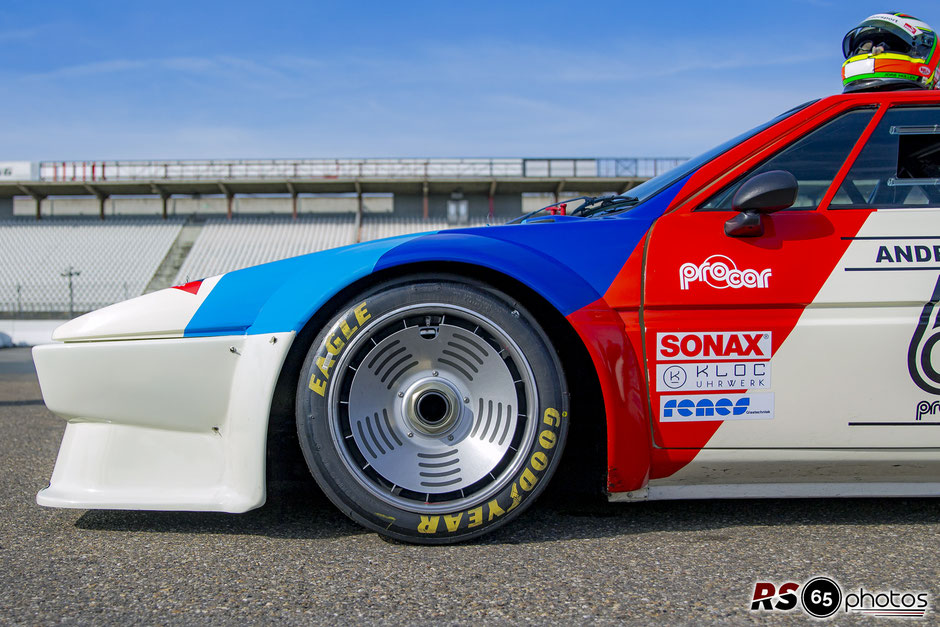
[614,100,819,210]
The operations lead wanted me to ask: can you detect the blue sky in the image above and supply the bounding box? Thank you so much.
[0,1,937,160]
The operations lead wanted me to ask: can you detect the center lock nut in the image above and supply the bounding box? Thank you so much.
[403,379,461,436]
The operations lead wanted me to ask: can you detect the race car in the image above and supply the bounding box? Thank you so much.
[33,87,940,543]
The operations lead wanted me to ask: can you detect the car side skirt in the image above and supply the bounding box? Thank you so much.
[611,448,940,501]
[611,482,940,501]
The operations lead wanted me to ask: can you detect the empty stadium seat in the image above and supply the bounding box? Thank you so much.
[0,218,183,313]
[173,216,357,283]
[0,215,502,314]
[358,216,494,241]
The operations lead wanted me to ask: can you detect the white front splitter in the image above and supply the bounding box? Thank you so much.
[33,331,294,512]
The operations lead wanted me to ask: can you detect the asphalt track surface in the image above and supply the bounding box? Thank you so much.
[2,346,939,625]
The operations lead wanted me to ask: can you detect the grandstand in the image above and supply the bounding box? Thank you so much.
[0,218,183,314]
[358,215,492,241]
[174,216,357,282]
[0,156,677,317]
[0,215,507,315]
[174,215,496,283]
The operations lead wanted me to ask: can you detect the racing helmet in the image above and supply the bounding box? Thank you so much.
[842,12,939,92]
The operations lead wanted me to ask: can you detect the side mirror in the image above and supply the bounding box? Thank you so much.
[724,170,799,237]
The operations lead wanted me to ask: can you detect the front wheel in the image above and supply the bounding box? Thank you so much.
[296,278,568,543]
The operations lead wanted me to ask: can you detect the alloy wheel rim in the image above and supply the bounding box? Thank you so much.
[325,303,538,514]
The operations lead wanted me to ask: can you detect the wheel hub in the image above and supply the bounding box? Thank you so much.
[403,379,461,436]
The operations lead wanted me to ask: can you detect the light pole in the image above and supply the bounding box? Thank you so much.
[61,266,80,318]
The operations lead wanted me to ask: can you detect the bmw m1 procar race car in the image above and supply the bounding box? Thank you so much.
[33,88,940,543]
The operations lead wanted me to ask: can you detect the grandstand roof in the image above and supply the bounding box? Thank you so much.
[0,158,685,199]
[1,176,646,198]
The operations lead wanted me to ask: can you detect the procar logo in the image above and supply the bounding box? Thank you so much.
[656,332,772,361]
[680,254,772,290]
[915,400,940,421]
[660,393,774,422]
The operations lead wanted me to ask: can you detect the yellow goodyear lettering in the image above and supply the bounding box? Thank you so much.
[520,467,538,492]
[543,407,561,427]
[308,302,369,397]
[308,374,327,396]
[443,513,462,532]
[467,506,484,528]
[325,334,345,356]
[418,516,440,534]
[507,483,523,512]
[487,499,505,521]
[530,451,548,472]
[340,319,358,340]
[538,429,557,450]
[354,302,371,325]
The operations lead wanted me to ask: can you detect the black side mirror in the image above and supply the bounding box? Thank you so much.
[724,170,799,237]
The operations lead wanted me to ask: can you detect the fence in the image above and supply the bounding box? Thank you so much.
[38,157,688,182]
[0,281,137,315]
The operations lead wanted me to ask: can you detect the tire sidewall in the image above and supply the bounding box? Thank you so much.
[296,277,568,543]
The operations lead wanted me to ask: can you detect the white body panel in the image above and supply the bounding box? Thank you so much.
[697,210,940,449]
[52,275,221,342]
[33,331,293,512]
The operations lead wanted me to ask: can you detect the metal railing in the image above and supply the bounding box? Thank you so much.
[38,157,688,182]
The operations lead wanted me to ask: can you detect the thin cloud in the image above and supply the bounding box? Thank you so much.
[0,26,43,43]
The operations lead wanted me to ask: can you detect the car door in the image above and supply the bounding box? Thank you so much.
[822,103,940,438]
[640,100,940,450]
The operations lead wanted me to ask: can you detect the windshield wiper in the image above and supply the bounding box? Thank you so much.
[573,194,639,217]
[505,196,590,224]
[506,194,639,225]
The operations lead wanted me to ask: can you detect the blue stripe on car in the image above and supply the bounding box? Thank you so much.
[184,175,690,336]
[184,235,424,337]
[374,175,689,316]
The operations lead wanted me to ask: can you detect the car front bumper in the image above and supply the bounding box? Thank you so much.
[33,331,293,512]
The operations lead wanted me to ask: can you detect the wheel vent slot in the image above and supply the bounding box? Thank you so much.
[451,332,490,357]
[375,349,408,381]
[372,411,396,452]
[438,356,474,381]
[416,449,462,487]
[440,348,479,373]
[471,398,485,437]
[385,360,418,390]
[367,339,402,371]
[356,420,377,459]
[357,411,403,458]
[382,409,402,446]
[445,340,485,365]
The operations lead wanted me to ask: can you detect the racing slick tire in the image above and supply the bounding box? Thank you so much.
[296,277,569,543]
